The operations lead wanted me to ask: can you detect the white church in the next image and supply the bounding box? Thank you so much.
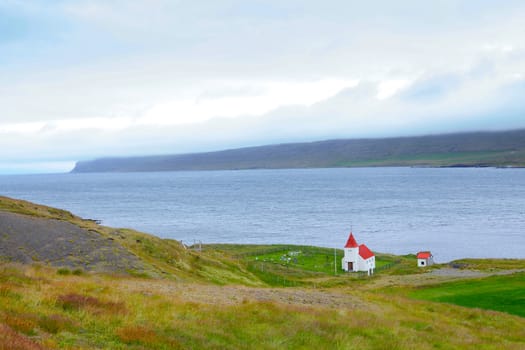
[341,232,375,275]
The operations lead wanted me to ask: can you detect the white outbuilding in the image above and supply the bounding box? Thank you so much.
[417,251,434,267]
[341,232,375,275]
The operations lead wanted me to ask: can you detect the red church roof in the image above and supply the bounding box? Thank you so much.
[344,233,359,248]
[358,244,374,260]
[417,251,432,259]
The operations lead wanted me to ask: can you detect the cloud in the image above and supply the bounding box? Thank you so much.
[376,79,412,100]
[2,70,523,166]
[1,1,525,172]
[400,74,462,102]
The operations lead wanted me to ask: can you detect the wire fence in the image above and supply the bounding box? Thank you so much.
[195,244,401,286]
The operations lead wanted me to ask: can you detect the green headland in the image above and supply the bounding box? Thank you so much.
[72,129,525,172]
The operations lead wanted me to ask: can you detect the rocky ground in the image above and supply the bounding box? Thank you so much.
[0,211,145,272]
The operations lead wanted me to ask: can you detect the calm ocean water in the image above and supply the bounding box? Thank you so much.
[0,167,524,262]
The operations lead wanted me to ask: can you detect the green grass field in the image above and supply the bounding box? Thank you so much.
[207,244,403,272]
[248,246,344,274]
[409,272,525,317]
[245,246,393,273]
[203,244,420,287]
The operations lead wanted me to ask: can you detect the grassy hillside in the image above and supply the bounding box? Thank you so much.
[1,262,525,349]
[0,195,262,284]
[1,196,525,349]
[409,272,525,317]
[72,129,525,172]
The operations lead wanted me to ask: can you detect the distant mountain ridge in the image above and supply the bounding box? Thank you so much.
[72,129,525,172]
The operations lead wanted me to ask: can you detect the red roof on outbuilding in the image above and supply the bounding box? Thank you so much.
[359,244,374,259]
[417,251,432,259]
[344,233,359,248]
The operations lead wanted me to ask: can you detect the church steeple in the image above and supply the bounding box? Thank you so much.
[344,233,359,248]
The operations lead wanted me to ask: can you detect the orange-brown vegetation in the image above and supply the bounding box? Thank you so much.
[56,293,126,315]
[0,324,46,350]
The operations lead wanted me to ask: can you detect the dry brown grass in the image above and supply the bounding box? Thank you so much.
[2,313,38,335]
[0,324,46,350]
[56,293,126,315]
[116,325,157,344]
[37,314,76,334]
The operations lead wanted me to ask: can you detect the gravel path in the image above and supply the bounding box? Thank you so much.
[428,268,488,277]
[123,280,368,310]
[429,267,525,278]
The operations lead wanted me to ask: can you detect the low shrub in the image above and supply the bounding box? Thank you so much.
[56,268,70,275]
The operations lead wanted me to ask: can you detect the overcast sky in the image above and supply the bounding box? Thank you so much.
[1,0,525,173]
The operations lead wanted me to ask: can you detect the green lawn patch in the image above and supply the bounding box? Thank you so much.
[248,246,344,275]
[409,272,525,317]
[206,244,346,275]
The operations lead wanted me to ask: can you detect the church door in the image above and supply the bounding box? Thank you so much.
[348,262,353,271]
